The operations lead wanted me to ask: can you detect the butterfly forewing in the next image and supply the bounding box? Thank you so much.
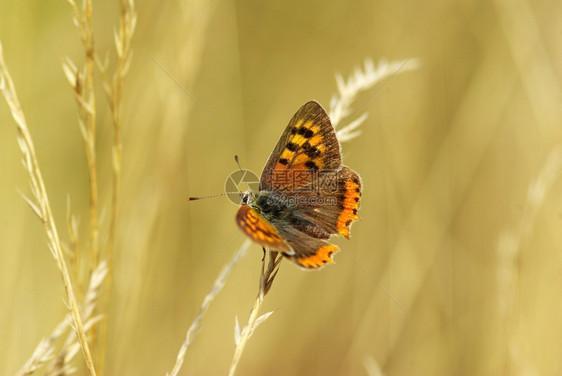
[236,205,292,253]
[260,101,341,192]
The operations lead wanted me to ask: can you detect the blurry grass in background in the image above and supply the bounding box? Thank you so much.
[1,0,562,375]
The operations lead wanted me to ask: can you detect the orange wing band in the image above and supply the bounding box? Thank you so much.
[337,178,361,238]
[296,244,339,269]
[236,205,291,253]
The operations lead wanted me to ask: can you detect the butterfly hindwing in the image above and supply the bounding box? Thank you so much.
[274,223,340,269]
[260,101,341,192]
[335,166,362,237]
[291,166,361,238]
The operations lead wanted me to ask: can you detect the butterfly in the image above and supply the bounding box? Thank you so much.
[236,100,362,269]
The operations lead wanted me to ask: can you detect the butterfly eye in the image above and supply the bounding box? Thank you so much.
[241,193,249,204]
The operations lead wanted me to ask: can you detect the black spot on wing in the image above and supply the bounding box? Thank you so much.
[304,160,319,171]
[286,142,299,152]
[298,127,314,139]
[303,142,321,158]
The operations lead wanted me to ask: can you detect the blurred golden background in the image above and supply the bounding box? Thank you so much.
[2,0,562,375]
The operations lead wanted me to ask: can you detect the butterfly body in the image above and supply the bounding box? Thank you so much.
[236,101,362,269]
[246,190,332,240]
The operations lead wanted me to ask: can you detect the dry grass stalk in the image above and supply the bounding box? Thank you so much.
[98,0,137,267]
[14,260,107,376]
[331,58,420,142]
[227,250,282,376]
[66,197,84,298]
[167,240,251,376]
[0,41,97,376]
[95,0,137,372]
[65,0,100,269]
[15,316,71,376]
[48,261,108,375]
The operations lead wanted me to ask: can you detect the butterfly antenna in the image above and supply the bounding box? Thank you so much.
[188,192,240,201]
[234,154,243,171]
[234,155,252,192]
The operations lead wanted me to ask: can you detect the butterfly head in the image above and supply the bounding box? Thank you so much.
[240,190,256,206]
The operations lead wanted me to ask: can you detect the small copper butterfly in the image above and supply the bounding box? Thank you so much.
[236,100,362,269]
